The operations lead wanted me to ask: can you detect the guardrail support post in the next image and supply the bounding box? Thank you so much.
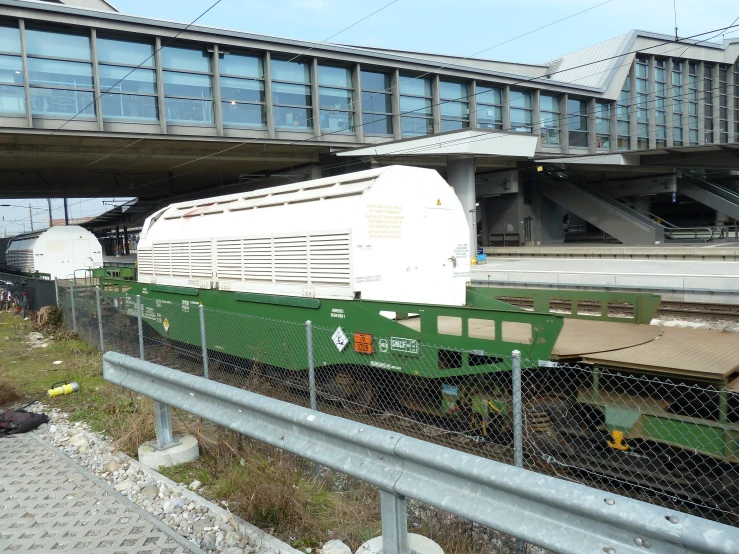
[380,490,408,554]
[199,304,209,379]
[512,349,524,554]
[69,280,77,333]
[95,286,104,352]
[136,295,144,360]
[154,402,176,449]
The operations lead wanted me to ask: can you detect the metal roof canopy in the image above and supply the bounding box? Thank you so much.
[536,144,739,170]
[335,129,539,159]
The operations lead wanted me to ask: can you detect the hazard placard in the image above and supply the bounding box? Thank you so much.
[354,333,373,355]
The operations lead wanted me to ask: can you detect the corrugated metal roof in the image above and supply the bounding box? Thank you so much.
[542,33,632,89]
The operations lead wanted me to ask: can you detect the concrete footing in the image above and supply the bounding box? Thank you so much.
[356,534,444,554]
[138,434,199,470]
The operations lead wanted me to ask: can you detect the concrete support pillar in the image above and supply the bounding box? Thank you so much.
[264,52,275,139]
[729,66,736,144]
[532,89,541,148]
[666,58,674,147]
[447,157,476,258]
[311,58,321,139]
[432,74,441,134]
[18,19,32,129]
[212,45,224,136]
[648,56,656,149]
[468,81,478,129]
[90,29,104,132]
[682,61,690,144]
[502,86,511,131]
[391,69,401,141]
[154,37,167,134]
[697,62,705,143]
[629,63,638,149]
[352,63,364,142]
[560,93,569,152]
[587,97,597,154]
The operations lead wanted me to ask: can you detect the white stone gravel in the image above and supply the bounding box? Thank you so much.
[28,402,299,554]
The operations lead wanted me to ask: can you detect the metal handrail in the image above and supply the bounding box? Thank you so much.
[103,352,739,554]
[664,226,716,242]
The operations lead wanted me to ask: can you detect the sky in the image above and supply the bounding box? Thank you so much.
[2,0,738,235]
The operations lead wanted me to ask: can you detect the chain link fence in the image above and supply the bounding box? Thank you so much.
[56,281,739,526]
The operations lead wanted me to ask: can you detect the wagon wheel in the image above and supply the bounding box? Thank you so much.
[335,372,376,414]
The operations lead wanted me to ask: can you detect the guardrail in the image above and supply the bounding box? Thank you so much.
[103,351,739,554]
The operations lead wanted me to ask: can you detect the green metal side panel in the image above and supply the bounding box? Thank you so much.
[105,279,564,379]
[150,284,200,296]
[468,286,661,324]
[235,292,321,309]
[639,416,728,460]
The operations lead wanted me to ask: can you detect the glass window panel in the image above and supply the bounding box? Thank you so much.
[617,104,629,118]
[510,108,533,129]
[595,119,610,134]
[161,46,210,72]
[440,101,468,118]
[689,129,698,143]
[0,84,25,114]
[99,65,156,94]
[361,70,390,92]
[30,87,94,117]
[673,99,682,112]
[26,28,90,60]
[674,126,683,142]
[541,128,559,146]
[0,25,20,54]
[637,122,648,137]
[319,87,352,110]
[541,113,559,129]
[510,91,532,109]
[655,111,666,125]
[399,75,430,97]
[164,98,213,123]
[636,80,648,93]
[97,37,154,67]
[540,94,559,113]
[637,109,648,123]
[617,121,629,135]
[400,95,432,115]
[568,98,586,115]
[220,76,264,103]
[362,112,392,134]
[101,93,157,121]
[222,101,265,127]
[655,81,666,94]
[0,55,23,85]
[636,63,648,78]
[569,131,588,147]
[27,58,93,89]
[673,113,682,127]
[271,59,310,83]
[596,135,610,149]
[477,104,502,126]
[477,86,501,105]
[439,81,467,100]
[441,119,468,132]
[656,126,666,140]
[363,93,392,113]
[689,102,697,115]
[596,102,611,118]
[655,68,665,81]
[401,116,432,136]
[320,109,353,132]
[568,111,588,131]
[272,82,310,106]
[163,71,212,98]
[273,106,312,129]
[318,65,351,88]
[219,52,262,78]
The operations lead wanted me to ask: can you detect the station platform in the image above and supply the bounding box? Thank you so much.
[470,257,739,304]
[483,243,739,261]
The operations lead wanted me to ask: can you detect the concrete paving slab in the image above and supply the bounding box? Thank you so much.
[0,432,203,554]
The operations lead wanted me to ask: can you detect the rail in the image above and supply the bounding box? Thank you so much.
[102,351,739,554]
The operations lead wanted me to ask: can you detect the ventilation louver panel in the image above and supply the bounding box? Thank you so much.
[153,243,171,276]
[190,241,213,278]
[216,239,242,279]
[274,236,308,283]
[137,248,153,275]
[243,237,272,281]
[170,241,191,277]
[309,234,350,285]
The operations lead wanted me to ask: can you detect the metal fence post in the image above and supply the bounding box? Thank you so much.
[95,286,104,352]
[136,295,145,360]
[380,490,409,554]
[306,320,321,478]
[69,280,77,333]
[512,349,524,554]
[199,304,209,379]
[54,277,59,305]
[306,320,317,412]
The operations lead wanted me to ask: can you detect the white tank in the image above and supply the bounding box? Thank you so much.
[137,165,471,305]
[6,225,103,278]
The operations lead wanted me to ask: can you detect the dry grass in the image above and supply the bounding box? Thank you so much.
[0,376,22,408]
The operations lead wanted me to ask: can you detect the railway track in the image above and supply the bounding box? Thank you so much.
[496,297,739,321]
